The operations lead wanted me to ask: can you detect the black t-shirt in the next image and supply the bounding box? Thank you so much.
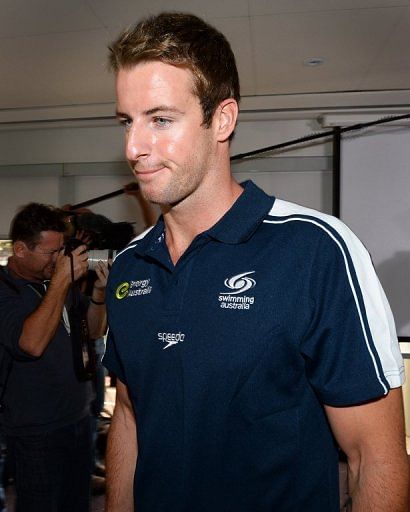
[0,267,92,435]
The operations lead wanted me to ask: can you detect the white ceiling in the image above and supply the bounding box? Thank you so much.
[1,0,410,115]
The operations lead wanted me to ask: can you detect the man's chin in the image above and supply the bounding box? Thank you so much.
[139,184,186,207]
[138,185,164,205]
[43,268,55,280]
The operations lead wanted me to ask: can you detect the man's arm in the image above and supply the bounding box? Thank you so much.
[87,261,109,339]
[106,378,137,512]
[325,387,409,511]
[18,245,88,357]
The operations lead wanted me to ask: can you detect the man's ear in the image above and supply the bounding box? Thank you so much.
[14,241,28,258]
[214,99,239,143]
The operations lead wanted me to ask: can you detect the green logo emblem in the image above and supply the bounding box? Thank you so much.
[115,282,130,299]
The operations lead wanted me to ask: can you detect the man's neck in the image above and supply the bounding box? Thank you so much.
[7,256,41,283]
[162,176,243,265]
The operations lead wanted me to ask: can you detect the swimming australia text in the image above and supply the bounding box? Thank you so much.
[218,295,255,309]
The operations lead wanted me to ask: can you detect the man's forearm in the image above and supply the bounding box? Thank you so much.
[87,265,108,339]
[19,276,70,356]
[87,302,107,340]
[105,402,137,512]
[349,454,409,511]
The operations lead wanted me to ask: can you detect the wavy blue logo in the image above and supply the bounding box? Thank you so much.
[221,271,256,295]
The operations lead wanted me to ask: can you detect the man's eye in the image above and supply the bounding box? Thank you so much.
[154,117,171,128]
[119,118,132,129]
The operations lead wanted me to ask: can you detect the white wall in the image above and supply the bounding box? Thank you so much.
[341,126,410,337]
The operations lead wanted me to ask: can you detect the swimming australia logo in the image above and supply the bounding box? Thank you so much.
[219,271,256,310]
[222,271,256,294]
[157,331,185,350]
[115,278,152,299]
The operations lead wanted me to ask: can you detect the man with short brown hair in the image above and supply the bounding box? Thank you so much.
[103,12,408,512]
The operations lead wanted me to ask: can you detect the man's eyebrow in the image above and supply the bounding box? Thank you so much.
[115,106,184,119]
[144,106,184,116]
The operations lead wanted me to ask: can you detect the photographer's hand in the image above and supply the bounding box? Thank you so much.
[75,230,92,246]
[53,244,89,284]
[69,244,89,282]
[93,260,110,292]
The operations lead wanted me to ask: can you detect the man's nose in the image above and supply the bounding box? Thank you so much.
[125,125,151,162]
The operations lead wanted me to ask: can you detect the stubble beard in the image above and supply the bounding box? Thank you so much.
[135,152,210,208]
[40,264,55,281]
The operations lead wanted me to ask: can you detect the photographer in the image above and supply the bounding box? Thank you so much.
[0,203,108,512]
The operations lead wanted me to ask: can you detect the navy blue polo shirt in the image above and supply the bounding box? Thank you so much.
[104,180,403,512]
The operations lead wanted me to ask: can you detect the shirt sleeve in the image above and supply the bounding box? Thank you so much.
[300,222,404,406]
[102,328,127,383]
[0,283,38,361]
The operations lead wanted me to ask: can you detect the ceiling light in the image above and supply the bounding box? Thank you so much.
[303,57,325,67]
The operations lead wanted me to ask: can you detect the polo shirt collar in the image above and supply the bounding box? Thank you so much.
[205,180,275,244]
[134,180,275,258]
[2,265,47,288]
[133,218,167,260]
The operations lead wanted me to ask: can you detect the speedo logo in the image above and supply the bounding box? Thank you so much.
[115,278,152,299]
[157,331,185,350]
[218,271,256,310]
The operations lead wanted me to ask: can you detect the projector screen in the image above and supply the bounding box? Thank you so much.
[340,126,410,338]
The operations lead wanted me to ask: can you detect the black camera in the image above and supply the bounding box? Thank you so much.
[63,212,134,270]
[64,237,85,256]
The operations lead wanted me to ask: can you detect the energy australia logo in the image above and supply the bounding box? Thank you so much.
[115,278,152,299]
[218,271,256,310]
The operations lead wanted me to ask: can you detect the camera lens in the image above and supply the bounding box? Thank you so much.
[87,249,117,271]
